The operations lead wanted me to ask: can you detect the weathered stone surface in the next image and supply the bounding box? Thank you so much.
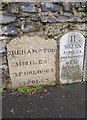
[0,14,16,25]
[0,55,7,65]
[75,2,87,12]
[40,15,74,23]
[0,65,8,79]
[60,32,85,84]
[0,45,6,54]
[41,2,61,12]
[56,16,74,22]
[83,42,87,82]
[75,2,81,8]
[40,16,56,23]
[20,20,40,33]
[19,14,38,21]
[0,79,2,89]
[77,8,87,12]
[44,23,69,39]
[19,3,37,12]
[78,8,87,12]
[62,2,72,12]
[30,15,39,21]
[70,23,87,31]
[7,3,19,14]
[7,35,57,87]
[82,17,87,22]
[0,36,11,41]
[2,80,6,88]
[22,24,39,33]
[57,16,87,22]
[40,15,87,23]
[0,3,2,10]
[0,24,19,36]
[0,55,2,65]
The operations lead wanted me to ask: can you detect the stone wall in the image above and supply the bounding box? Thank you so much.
[0,2,87,88]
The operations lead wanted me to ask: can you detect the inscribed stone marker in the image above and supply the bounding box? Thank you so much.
[60,32,85,84]
[7,35,57,87]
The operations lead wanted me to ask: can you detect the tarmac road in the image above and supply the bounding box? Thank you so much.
[2,82,86,118]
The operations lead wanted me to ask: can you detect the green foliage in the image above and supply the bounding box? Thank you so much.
[12,85,43,93]
[0,88,5,93]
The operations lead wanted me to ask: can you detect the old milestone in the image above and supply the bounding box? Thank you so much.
[7,35,57,87]
[60,32,85,84]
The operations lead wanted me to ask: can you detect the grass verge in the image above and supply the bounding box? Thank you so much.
[12,85,43,93]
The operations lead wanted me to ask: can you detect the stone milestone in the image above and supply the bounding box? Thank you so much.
[7,35,57,87]
[60,32,85,84]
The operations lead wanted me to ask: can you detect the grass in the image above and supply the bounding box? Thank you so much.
[12,85,43,93]
[0,87,5,93]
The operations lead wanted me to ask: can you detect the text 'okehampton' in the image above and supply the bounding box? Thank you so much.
[7,48,56,56]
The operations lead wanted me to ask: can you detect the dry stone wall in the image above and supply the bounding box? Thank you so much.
[0,2,87,88]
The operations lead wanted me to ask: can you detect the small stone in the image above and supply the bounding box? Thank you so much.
[40,16,56,23]
[59,114,62,118]
[81,2,86,8]
[32,91,36,94]
[40,96,43,98]
[30,15,39,21]
[75,2,81,8]
[0,13,16,24]
[21,25,29,33]
[21,22,40,33]
[0,36,11,41]
[75,2,87,12]
[54,36,58,39]
[82,17,87,22]
[47,17,56,22]
[41,2,61,12]
[75,2,86,8]
[74,16,87,22]
[19,3,37,12]
[7,3,19,14]
[0,65,9,79]
[44,89,48,93]
[56,16,84,23]
[43,107,48,110]
[70,23,87,31]
[0,45,6,54]
[0,55,7,64]
[75,16,82,22]
[62,2,72,12]
[78,8,87,12]
[40,16,48,23]
[56,15,74,22]
[0,24,19,36]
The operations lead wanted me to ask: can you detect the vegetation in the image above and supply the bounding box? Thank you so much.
[12,85,43,93]
[0,89,5,93]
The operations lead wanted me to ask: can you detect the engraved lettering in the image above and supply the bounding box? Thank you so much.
[7,48,56,56]
[70,36,76,43]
